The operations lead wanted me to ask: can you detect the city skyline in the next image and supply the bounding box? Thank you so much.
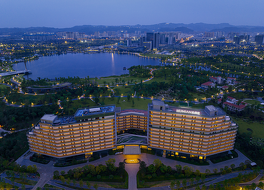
[1,0,264,28]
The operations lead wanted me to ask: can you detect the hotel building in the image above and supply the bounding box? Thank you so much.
[116,109,148,132]
[148,101,237,159]
[27,106,117,158]
[28,101,237,160]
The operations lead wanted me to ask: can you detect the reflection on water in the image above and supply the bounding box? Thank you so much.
[111,53,115,75]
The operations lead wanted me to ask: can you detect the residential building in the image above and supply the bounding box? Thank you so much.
[226,77,236,85]
[148,101,237,159]
[222,97,247,112]
[201,81,216,89]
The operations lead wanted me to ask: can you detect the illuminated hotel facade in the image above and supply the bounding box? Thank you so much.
[148,101,237,159]
[27,101,237,159]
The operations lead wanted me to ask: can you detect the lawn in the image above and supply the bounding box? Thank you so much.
[244,100,261,105]
[142,53,173,59]
[44,184,63,189]
[233,118,264,138]
[0,84,9,89]
[112,85,134,95]
[102,97,152,110]
[144,77,169,84]
[6,177,37,185]
[94,76,147,86]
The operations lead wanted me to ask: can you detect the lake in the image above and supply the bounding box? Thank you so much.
[12,53,160,80]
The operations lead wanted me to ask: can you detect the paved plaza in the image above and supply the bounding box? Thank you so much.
[13,148,251,190]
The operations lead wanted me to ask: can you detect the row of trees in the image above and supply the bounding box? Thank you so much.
[53,158,126,182]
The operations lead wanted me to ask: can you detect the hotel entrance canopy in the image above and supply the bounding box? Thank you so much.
[123,145,141,155]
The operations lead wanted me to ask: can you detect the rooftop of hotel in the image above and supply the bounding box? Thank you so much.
[74,105,116,118]
[120,109,148,116]
[149,100,226,117]
[40,105,116,126]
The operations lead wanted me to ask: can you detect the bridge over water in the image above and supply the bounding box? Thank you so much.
[0,70,31,77]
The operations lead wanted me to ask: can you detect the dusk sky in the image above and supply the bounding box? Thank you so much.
[0,0,264,28]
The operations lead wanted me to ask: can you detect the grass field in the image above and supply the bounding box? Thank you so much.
[142,53,173,59]
[233,118,264,138]
[244,100,261,105]
[94,76,147,86]
[144,77,169,84]
[102,97,151,110]
[112,85,134,95]
[0,84,9,89]
[6,177,37,185]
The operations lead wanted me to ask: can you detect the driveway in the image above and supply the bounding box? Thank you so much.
[140,149,250,173]
[126,164,139,190]
[15,149,250,190]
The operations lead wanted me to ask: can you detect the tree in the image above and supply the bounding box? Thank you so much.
[105,158,116,173]
[209,184,214,190]
[61,171,66,176]
[213,168,218,174]
[175,165,182,174]
[194,170,201,177]
[94,183,98,190]
[201,174,206,183]
[153,159,162,169]
[139,161,147,177]
[148,164,156,174]
[66,178,70,185]
[251,183,257,190]
[176,180,180,189]
[183,166,193,177]
[79,180,83,188]
[170,181,175,190]
[86,181,91,189]
[239,162,246,170]
[230,164,235,170]
[60,176,65,183]
[205,169,211,175]
[258,182,264,189]
[118,162,126,177]
[195,175,200,184]
[195,185,200,190]
[190,178,194,186]
[53,170,60,179]
[182,179,187,189]
[201,185,206,190]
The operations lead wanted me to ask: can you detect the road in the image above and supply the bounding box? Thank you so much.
[15,149,251,190]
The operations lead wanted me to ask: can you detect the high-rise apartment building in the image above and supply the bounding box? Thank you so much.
[153,33,160,49]
[255,35,264,45]
[146,33,160,49]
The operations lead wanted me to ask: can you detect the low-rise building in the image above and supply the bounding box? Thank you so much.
[222,96,247,112]
[201,81,216,89]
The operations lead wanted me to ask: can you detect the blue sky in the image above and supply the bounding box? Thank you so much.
[0,0,263,28]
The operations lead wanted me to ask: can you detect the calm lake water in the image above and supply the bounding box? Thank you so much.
[13,53,160,80]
